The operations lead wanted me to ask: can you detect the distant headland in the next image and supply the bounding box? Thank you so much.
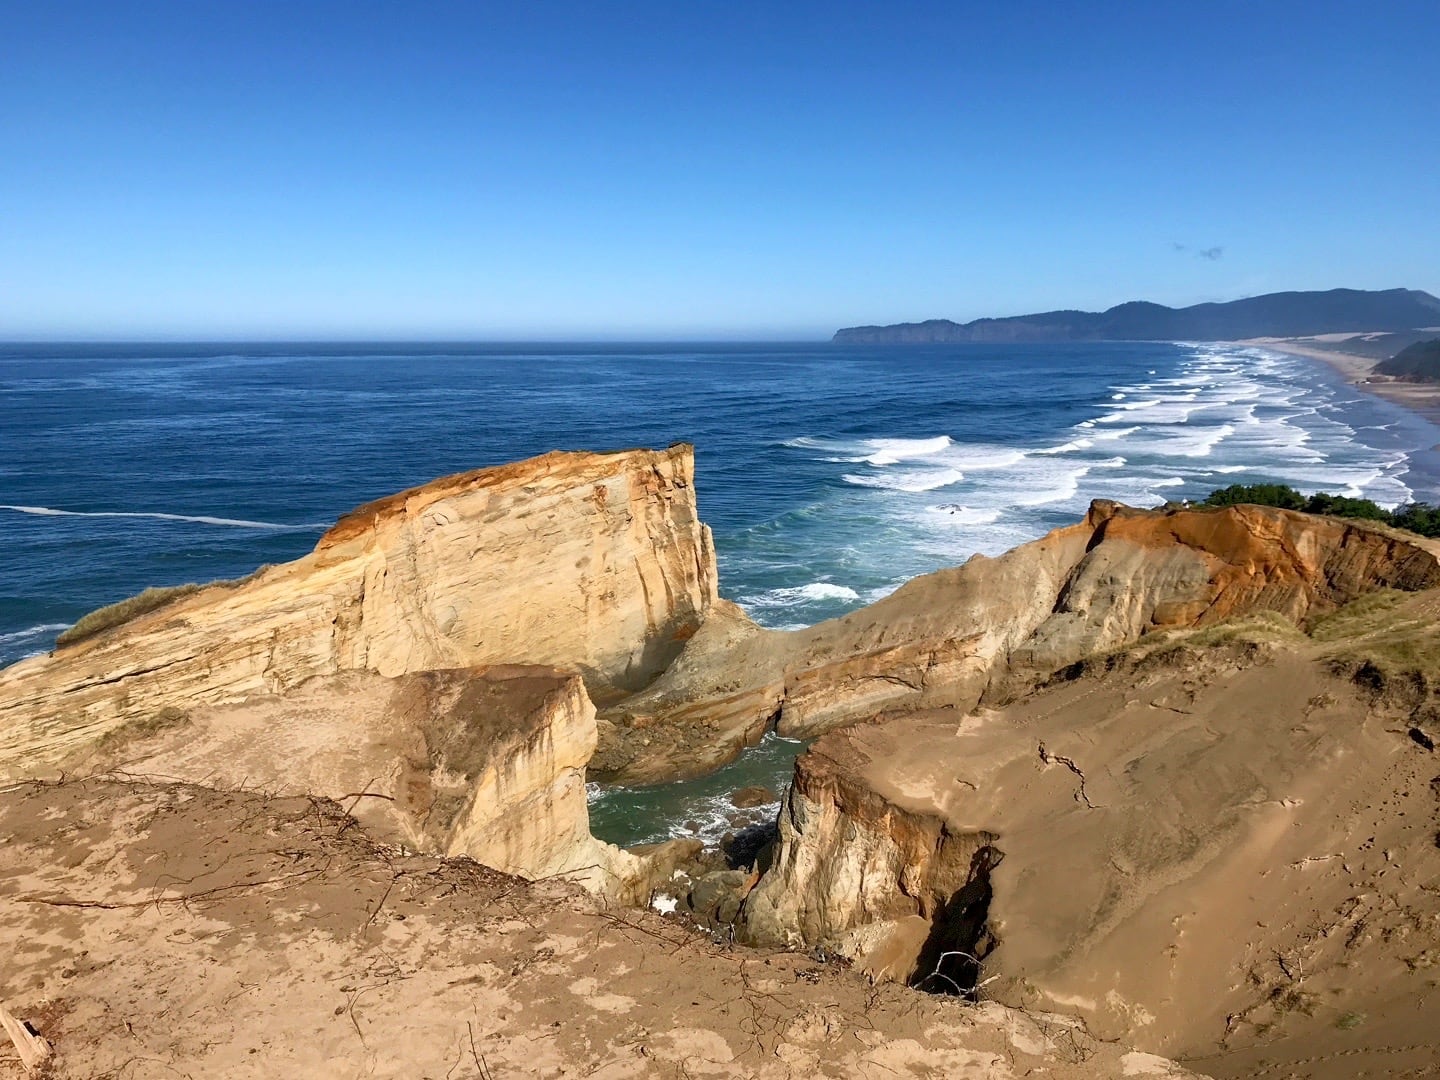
[832,287,1440,344]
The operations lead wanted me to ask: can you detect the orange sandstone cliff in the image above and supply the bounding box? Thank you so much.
[0,445,716,777]
[594,500,1440,782]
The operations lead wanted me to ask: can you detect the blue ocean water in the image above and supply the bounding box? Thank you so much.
[4,341,1439,664]
[4,340,1439,841]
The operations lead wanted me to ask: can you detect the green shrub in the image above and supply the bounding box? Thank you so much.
[1199,484,1440,538]
[1202,483,1307,510]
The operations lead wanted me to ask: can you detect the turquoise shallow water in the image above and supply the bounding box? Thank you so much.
[4,340,1439,845]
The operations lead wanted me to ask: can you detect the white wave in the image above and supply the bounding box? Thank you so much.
[0,505,322,531]
[937,445,1027,470]
[863,435,954,465]
[926,504,1002,525]
[1092,425,1139,441]
[0,623,68,647]
[786,434,955,465]
[796,583,860,601]
[1152,477,1184,488]
[1035,438,1092,455]
[1015,466,1090,507]
[841,467,964,492]
[746,582,861,608]
[1183,424,1236,458]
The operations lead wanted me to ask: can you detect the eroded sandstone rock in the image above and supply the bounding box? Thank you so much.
[738,641,1440,1069]
[598,501,1440,782]
[0,446,716,776]
[58,664,681,899]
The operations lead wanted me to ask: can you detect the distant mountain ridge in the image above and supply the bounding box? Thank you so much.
[832,288,1440,344]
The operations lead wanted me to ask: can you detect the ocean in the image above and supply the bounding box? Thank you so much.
[5,341,1439,845]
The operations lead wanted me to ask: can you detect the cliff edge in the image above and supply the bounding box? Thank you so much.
[0,445,717,776]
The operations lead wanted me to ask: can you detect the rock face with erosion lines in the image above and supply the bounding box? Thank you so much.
[594,500,1440,783]
[57,664,687,899]
[0,445,717,776]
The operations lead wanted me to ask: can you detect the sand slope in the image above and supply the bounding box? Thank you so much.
[0,779,1206,1079]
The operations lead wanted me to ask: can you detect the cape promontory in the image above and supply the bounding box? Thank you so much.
[833,287,1440,344]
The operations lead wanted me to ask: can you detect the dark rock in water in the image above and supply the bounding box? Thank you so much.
[730,785,777,809]
[722,820,778,872]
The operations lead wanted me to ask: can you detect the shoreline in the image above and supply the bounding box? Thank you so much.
[1237,336,1440,428]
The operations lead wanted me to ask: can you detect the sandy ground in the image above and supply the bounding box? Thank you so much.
[805,609,1440,1078]
[0,778,1206,1079]
[1240,336,1440,428]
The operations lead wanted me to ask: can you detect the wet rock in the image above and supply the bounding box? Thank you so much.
[730,785,777,809]
[722,820,778,872]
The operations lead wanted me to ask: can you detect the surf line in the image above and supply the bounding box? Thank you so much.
[0,505,325,531]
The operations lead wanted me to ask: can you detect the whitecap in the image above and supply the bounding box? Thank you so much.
[0,623,68,647]
[862,435,954,465]
[841,467,965,492]
[926,505,1002,525]
[1035,438,1093,455]
[1015,466,1091,507]
[745,582,861,609]
[0,505,323,531]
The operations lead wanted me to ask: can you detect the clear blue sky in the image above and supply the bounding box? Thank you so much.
[2,1,1437,339]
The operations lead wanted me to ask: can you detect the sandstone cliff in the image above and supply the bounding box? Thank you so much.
[0,446,716,776]
[58,664,687,899]
[596,501,1440,782]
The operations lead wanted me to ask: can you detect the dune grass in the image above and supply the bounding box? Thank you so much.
[54,563,276,648]
[55,584,204,647]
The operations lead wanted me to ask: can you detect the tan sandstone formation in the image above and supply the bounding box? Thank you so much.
[595,501,1440,783]
[736,622,1440,1078]
[0,445,716,777]
[59,665,691,899]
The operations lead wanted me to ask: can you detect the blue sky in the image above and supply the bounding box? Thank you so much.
[2,1,1437,339]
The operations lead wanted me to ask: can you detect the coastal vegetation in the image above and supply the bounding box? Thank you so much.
[1201,482,1440,537]
[54,564,276,647]
[55,583,204,647]
[1375,338,1440,381]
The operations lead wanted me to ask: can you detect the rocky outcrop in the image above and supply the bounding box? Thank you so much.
[57,664,684,900]
[597,501,1440,782]
[0,446,716,776]
[741,742,996,968]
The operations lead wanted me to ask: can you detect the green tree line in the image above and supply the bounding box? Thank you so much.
[1200,483,1440,537]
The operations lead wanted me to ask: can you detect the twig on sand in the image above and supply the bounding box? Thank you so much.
[467,1021,494,1079]
[18,867,325,910]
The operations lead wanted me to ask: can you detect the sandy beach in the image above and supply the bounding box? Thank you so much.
[1241,335,1440,427]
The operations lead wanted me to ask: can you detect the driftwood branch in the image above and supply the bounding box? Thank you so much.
[0,1003,52,1075]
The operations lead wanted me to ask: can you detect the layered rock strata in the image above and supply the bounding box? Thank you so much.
[596,501,1440,782]
[62,664,682,898]
[0,446,716,776]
